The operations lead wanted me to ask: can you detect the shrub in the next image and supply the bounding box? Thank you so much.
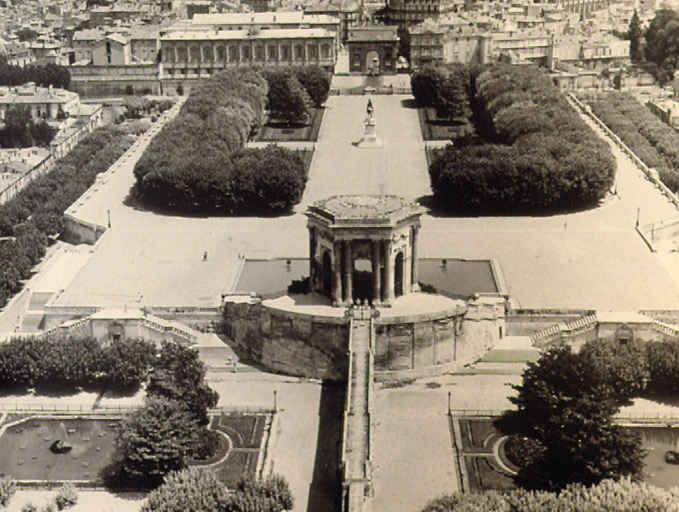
[503,435,544,469]
[54,484,78,510]
[0,476,16,508]
[21,504,38,512]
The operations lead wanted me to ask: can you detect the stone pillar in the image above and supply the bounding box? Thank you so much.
[309,227,316,290]
[372,240,381,304]
[383,239,394,304]
[343,240,353,303]
[333,241,342,305]
[411,226,419,292]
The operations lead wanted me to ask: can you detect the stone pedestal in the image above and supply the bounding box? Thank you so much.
[358,117,382,148]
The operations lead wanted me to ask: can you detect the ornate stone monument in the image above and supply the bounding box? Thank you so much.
[358,99,382,148]
[306,195,423,306]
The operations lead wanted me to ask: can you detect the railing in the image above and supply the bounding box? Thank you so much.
[529,314,598,345]
[0,403,274,414]
[448,408,679,422]
[651,319,679,338]
[567,92,679,210]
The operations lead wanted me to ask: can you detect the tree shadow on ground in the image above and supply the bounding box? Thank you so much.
[122,192,298,219]
[416,193,609,219]
[401,98,417,109]
[306,381,345,512]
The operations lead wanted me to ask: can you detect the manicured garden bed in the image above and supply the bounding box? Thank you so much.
[0,413,268,486]
[457,417,679,492]
[417,107,473,141]
[255,108,325,142]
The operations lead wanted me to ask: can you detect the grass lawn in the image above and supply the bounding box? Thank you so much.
[417,108,472,141]
[255,108,325,142]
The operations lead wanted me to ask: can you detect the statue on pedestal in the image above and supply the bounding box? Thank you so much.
[358,99,382,148]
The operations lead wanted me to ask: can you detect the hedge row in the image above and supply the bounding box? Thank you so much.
[425,65,616,214]
[422,478,679,512]
[0,337,155,390]
[133,67,313,214]
[0,126,135,308]
[581,92,679,193]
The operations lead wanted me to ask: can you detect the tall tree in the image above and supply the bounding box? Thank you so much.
[506,347,645,491]
[645,9,679,84]
[628,10,643,63]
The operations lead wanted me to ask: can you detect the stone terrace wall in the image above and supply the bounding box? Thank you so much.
[222,300,350,380]
[506,309,594,337]
[374,297,504,375]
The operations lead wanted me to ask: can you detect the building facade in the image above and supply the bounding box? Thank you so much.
[160,27,336,87]
[0,84,80,122]
[346,26,399,74]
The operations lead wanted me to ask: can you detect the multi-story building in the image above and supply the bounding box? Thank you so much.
[304,0,360,43]
[72,27,160,64]
[159,27,336,91]
[0,83,80,121]
[386,0,457,30]
[89,4,146,27]
[409,19,445,67]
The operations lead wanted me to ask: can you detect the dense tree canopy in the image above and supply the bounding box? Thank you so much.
[263,69,309,124]
[0,105,57,148]
[292,66,331,108]
[502,346,645,491]
[0,125,135,308]
[581,92,679,193]
[133,67,309,214]
[421,478,679,512]
[427,65,616,214]
[411,64,470,120]
[0,56,70,89]
[645,9,679,84]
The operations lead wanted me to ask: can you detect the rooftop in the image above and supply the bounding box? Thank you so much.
[162,27,335,40]
[306,195,423,227]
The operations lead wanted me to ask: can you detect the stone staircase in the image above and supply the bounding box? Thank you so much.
[341,316,374,512]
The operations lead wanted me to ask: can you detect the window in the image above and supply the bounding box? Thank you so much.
[281,45,290,60]
[255,45,264,61]
[268,45,277,60]
[321,44,330,59]
[242,46,251,61]
[229,46,238,62]
[308,44,317,59]
[295,44,303,60]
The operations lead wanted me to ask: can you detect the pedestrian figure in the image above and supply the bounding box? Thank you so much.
[203,251,208,261]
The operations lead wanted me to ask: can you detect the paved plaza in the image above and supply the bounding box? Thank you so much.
[3,90,679,511]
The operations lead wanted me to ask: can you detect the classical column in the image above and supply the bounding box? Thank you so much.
[343,241,353,303]
[383,239,394,304]
[372,240,381,304]
[309,227,316,290]
[333,241,342,305]
[411,226,419,292]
